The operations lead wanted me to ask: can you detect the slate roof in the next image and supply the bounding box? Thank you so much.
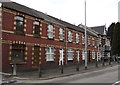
[90,25,106,35]
[1,2,64,26]
[1,1,97,37]
[48,15,97,36]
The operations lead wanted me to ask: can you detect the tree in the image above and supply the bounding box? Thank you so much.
[107,23,116,45]
[112,22,120,56]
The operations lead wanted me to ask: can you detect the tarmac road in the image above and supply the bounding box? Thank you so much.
[20,65,119,84]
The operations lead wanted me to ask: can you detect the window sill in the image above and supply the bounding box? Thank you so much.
[15,31,25,36]
[59,40,64,42]
[33,35,41,38]
[48,38,54,40]
[67,60,73,62]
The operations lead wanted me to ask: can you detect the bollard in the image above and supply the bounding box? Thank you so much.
[95,60,98,67]
[109,57,111,65]
[61,61,63,74]
[38,64,42,77]
[13,62,17,76]
[102,58,105,66]
[76,62,79,71]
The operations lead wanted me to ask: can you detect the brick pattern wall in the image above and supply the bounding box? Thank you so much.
[2,8,98,71]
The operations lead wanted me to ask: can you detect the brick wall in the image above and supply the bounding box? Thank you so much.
[2,8,98,71]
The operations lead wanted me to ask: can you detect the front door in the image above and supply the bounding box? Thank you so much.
[59,49,64,65]
[33,46,40,68]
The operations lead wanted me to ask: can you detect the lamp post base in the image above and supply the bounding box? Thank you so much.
[85,66,87,70]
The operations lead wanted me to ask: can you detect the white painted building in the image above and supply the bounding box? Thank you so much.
[118,1,120,22]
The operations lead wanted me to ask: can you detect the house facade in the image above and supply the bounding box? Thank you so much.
[0,2,98,72]
[90,25,111,61]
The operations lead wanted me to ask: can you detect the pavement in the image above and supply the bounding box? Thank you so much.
[1,61,119,84]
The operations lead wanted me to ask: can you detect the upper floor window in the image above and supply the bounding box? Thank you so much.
[68,49,73,61]
[47,24,54,39]
[68,31,72,42]
[16,16,24,33]
[34,21,40,35]
[92,37,95,46]
[82,34,85,45]
[46,47,54,61]
[88,37,90,46]
[59,28,64,41]
[76,33,79,43]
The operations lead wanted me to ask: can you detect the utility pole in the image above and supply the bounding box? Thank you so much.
[85,0,87,70]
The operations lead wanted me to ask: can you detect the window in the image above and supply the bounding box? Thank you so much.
[16,16,24,33]
[34,21,40,35]
[59,28,64,41]
[11,44,25,62]
[68,31,72,42]
[92,51,95,59]
[88,37,90,46]
[68,49,73,60]
[47,24,54,39]
[46,47,54,61]
[76,33,79,43]
[82,50,85,60]
[92,37,95,46]
[82,34,85,45]
[34,46,40,62]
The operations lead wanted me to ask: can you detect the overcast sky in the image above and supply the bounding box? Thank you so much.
[10,0,120,28]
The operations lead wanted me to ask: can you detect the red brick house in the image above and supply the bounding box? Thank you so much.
[0,2,98,72]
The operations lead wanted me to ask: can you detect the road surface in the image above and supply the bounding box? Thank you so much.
[22,65,119,83]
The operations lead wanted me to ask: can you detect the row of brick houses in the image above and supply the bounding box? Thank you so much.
[1,2,102,72]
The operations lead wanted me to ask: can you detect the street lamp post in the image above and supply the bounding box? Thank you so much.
[84,0,87,70]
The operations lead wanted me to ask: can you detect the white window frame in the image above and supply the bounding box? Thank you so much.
[88,37,90,45]
[76,33,79,43]
[68,49,73,60]
[59,28,64,41]
[46,47,54,61]
[92,51,95,59]
[82,50,85,60]
[92,37,95,46]
[47,24,54,39]
[82,34,85,45]
[68,31,73,42]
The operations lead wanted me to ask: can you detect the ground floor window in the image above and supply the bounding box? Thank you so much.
[11,44,25,62]
[82,50,85,60]
[68,49,73,61]
[92,51,95,59]
[46,47,54,61]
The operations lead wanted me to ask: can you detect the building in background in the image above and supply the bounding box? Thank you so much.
[78,24,111,61]
[90,25,111,61]
[118,1,120,22]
